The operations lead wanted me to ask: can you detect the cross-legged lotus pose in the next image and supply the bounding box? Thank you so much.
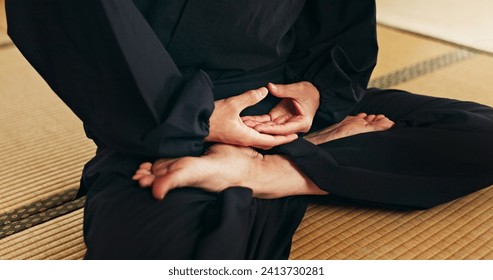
[133,109,395,200]
[6,0,493,259]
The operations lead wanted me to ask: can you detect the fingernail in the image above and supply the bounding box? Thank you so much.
[269,82,278,90]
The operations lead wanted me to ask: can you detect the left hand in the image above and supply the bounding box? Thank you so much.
[205,87,298,150]
[241,81,320,135]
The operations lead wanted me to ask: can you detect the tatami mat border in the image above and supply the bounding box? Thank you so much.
[0,190,85,239]
[369,49,474,88]
[0,209,85,260]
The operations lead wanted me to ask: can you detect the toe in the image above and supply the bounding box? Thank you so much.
[135,169,151,175]
[152,159,178,173]
[365,114,377,122]
[139,162,152,171]
[132,173,145,180]
[152,170,185,200]
[138,175,156,187]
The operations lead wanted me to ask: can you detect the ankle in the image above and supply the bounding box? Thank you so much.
[261,154,328,197]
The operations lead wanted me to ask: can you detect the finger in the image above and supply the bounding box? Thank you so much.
[229,87,268,111]
[255,120,305,135]
[253,121,277,128]
[267,82,299,99]
[273,115,291,125]
[241,114,271,123]
[356,113,368,118]
[243,119,260,128]
[247,133,298,149]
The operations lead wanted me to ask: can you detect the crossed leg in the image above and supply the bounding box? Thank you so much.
[85,89,493,259]
[82,149,307,259]
[134,88,493,209]
[133,113,395,200]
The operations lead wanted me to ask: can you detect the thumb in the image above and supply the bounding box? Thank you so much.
[267,82,297,99]
[229,87,269,111]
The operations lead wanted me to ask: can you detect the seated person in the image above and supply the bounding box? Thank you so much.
[6,0,493,259]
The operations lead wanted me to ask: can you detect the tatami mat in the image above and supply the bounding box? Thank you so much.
[392,54,493,107]
[0,34,8,47]
[1,190,85,239]
[291,187,493,260]
[369,49,474,89]
[0,46,96,213]
[0,0,7,45]
[0,209,85,260]
[0,31,9,47]
[290,52,493,260]
[372,26,459,78]
[376,0,493,53]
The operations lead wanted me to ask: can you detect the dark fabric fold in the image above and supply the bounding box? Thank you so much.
[6,0,214,159]
[286,0,378,124]
[80,149,307,259]
[275,90,493,209]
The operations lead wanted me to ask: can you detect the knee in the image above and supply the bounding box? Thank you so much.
[83,175,214,259]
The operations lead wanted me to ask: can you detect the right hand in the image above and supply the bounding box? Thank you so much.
[205,87,298,149]
[241,82,320,135]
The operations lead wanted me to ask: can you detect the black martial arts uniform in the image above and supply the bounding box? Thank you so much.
[6,0,493,259]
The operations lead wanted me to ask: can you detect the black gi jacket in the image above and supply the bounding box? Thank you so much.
[6,0,378,159]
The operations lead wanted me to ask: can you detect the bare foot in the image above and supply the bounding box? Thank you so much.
[132,144,326,200]
[304,113,395,145]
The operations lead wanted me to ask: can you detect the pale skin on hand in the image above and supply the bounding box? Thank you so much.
[205,87,298,150]
[132,110,395,200]
[241,81,320,135]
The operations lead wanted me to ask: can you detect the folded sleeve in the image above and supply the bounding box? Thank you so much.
[286,0,378,124]
[6,0,214,159]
